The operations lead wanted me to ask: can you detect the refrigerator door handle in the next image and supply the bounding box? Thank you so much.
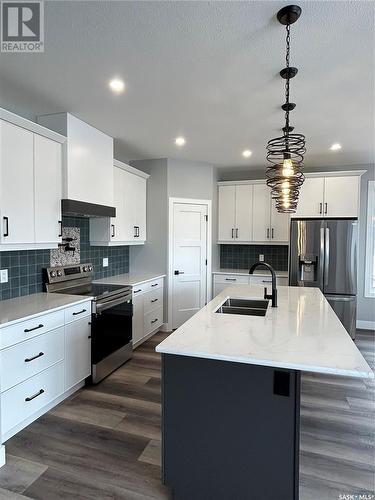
[319,226,325,289]
[324,227,330,287]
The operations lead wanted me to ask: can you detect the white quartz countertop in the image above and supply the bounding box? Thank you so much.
[156,285,373,379]
[94,272,166,287]
[213,268,288,277]
[0,293,91,328]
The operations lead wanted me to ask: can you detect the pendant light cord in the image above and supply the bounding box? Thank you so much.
[285,24,291,139]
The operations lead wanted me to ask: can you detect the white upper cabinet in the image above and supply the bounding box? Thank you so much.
[293,177,325,217]
[90,161,149,246]
[218,184,252,242]
[0,109,65,251]
[293,173,361,218]
[34,134,62,244]
[323,176,359,217]
[0,121,35,245]
[38,113,114,207]
[252,183,271,242]
[218,182,289,244]
[218,185,236,241]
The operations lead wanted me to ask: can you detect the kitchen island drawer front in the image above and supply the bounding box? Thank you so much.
[64,301,91,324]
[132,284,147,296]
[145,278,163,292]
[1,327,64,392]
[0,310,64,349]
[144,307,163,335]
[214,275,249,285]
[143,288,163,315]
[1,361,64,437]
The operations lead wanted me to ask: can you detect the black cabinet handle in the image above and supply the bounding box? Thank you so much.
[24,324,44,333]
[151,318,158,324]
[267,228,270,239]
[88,335,92,339]
[324,202,328,214]
[319,203,323,214]
[225,278,236,281]
[235,228,239,238]
[3,217,9,237]
[58,220,62,238]
[25,352,44,363]
[151,298,158,303]
[25,389,44,402]
[231,228,234,239]
[174,270,185,275]
[134,289,142,294]
[134,226,140,238]
[111,224,115,238]
[151,283,158,287]
[262,280,272,283]
[271,228,274,239]
[72,309,86,316]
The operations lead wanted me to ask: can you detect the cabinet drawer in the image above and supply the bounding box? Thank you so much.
[0,310,64,349]
[132,284,147,296]
[144,307,163,336]
[64,301,91,324]
[249,276,273,286]
[214,275,249,285]
[144,278,163,292]
[1,361,64,437]
[143,288,163,315]
[1,327,64,392]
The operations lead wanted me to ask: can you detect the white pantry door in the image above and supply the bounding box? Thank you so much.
[171,202,208,329]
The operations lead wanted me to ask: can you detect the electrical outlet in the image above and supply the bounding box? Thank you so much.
[259,254,264,262]
[103,258,109,268]
[0,269,8,283]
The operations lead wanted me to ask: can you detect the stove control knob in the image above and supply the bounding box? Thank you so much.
[88,266,93,271]
[83,266,87,272]
[57,270,63,277]
[50,271,57,278]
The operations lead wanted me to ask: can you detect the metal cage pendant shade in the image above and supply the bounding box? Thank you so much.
[266,5,306,213]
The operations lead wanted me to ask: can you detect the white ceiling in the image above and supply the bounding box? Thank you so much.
[0,1,373,169]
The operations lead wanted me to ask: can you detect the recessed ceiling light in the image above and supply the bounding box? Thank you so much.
[330,143,342,151]
[175,137,186,146]
[242,149,252,158]
[109,78,125,93]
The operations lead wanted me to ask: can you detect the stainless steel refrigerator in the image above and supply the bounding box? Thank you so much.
[289,219,358,338]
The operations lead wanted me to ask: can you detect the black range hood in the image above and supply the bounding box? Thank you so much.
[62,199,116,218]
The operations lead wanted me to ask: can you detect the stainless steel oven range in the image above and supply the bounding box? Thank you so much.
[44,263,133,383]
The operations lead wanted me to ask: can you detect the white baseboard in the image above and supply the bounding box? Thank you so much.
[356,320,375,331]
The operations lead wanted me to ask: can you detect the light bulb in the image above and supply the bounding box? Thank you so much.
[281,180,290,189]
[283,158,293,169]
[282,188,290,195]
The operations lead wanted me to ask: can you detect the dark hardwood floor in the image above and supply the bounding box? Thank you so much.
[0,329,373,499]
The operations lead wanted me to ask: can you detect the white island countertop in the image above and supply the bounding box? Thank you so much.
[156,284,373,379]
[94,272,166,287]
[0,293,91,328]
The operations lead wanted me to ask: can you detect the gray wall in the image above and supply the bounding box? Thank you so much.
[218,164,375,324]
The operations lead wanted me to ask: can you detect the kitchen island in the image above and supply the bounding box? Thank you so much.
[156,285,373,500]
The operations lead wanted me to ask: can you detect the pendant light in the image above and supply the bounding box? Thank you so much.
[266,5,306,213]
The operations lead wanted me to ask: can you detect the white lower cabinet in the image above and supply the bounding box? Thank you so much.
[213,274,288,297]
[1,362,64,438]
[0,300,92,443]
[132,278,164,347]
[65,316,91,391]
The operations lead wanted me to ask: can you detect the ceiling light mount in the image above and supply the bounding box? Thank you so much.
[276,5,302,25]
[266,5,306,213]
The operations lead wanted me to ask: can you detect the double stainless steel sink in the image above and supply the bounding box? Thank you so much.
[215,298,269,317]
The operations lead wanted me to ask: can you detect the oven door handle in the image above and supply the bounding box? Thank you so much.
[95,294,132,314]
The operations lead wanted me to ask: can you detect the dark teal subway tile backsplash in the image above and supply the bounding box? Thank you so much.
[0,216,129,301]
[220,244,288,271]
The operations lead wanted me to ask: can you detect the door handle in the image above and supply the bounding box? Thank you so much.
[58,220,62,237]
[25,352,44,362]
[319,203,322,215]
[3,217,9,237]
[174,270,185,275]
[134,226,139,238]
[235,228,239,239]
[231,228,234,239]
[111,224,115,238]
[25,389,44,402]
[324,203,328,214]
[271,228,274,239]
[267,228,270,239]
[24,324,44,333]
[324,227,330,286]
